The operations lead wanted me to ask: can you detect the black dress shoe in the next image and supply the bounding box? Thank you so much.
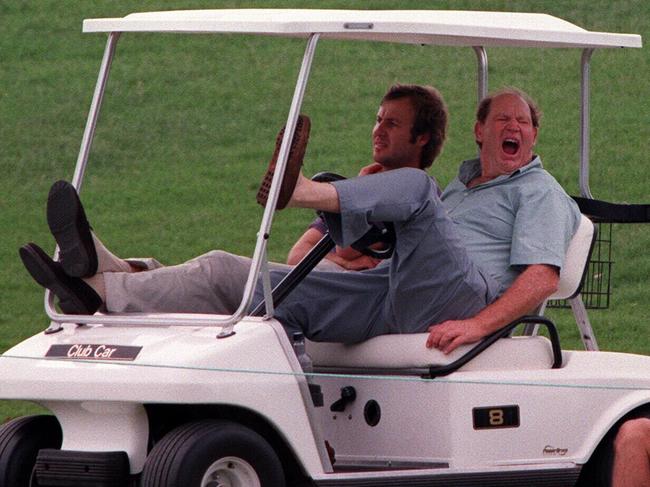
[46,180,98,278]
[19,243,102,315]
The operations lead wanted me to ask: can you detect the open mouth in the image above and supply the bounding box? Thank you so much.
[502,138,520,155]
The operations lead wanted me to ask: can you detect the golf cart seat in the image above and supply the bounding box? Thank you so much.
[548,214,596,301]
[307,214,596,374]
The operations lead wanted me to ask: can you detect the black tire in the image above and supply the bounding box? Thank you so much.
[576,408,650,487]
[140,420,286,487]
[0,415,62,487]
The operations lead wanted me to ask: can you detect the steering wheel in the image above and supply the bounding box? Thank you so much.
[311,172,395,259]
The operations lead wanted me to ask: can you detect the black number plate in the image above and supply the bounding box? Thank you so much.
[473,405,520,430]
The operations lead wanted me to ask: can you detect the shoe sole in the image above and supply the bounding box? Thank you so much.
[19,244,101,315]
[46,181,98,278]
[257,115,310,209]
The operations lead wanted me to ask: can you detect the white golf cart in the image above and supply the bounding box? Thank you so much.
[1,9,649,487]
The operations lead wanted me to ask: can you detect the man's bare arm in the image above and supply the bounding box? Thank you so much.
[287,228,324,265]
[287,227,380,270]
[426,264,559,353]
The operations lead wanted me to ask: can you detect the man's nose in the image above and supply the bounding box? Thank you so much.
[504,119,520,130]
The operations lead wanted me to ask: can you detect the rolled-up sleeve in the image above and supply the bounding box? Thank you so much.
[510,186,580,269]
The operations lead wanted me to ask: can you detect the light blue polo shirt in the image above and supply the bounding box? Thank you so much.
[441,156,580,294]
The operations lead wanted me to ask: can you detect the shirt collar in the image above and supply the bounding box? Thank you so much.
[458,155,543,187]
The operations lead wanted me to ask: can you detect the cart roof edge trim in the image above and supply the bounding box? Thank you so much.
[82,9,642,49]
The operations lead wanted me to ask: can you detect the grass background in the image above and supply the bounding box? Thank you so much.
[1,0,648,418]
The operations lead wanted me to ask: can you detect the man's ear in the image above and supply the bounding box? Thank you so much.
[474,121,483,145]
[415,132,430,148]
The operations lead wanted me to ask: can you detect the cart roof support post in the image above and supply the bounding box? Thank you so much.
[580,48,596,199]
[473,46,488,103]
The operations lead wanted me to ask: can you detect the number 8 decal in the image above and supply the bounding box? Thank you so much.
[489,409,505,426]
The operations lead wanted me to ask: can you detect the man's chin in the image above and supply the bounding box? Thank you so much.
[497,158,527,173]
[373,154,388,165]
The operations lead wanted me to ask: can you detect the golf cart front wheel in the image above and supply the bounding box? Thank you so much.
[0,415,62,487]
[140,419,285,487]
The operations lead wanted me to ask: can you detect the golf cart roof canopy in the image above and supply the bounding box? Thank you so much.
[83,9,642,49]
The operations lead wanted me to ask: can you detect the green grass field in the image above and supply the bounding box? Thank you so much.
[1,0,648,418]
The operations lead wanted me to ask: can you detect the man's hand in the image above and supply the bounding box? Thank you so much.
[326,252,380,270]
[358,162,385,176]
[426,264,560,354]
[426,319,488,354]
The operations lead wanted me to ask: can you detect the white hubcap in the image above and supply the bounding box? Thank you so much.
[201,456,261,487]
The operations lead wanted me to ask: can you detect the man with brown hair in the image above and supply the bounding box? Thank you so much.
[288,83,446,270]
